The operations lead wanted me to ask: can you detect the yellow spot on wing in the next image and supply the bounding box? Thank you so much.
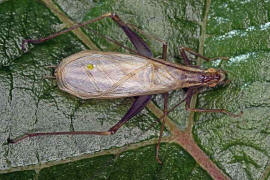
[87,64,94,70]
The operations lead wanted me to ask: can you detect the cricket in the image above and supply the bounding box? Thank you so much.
[7,13,242,163]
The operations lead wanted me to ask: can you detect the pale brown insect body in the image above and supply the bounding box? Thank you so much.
[55,50,226,99]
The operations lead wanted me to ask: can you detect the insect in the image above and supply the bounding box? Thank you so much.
[7,13,242,163]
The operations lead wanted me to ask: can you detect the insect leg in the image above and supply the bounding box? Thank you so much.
[7,95,152,144]
[127,23,166,45]
[110,14,153,57]
[155,93,168,164]
[155,43,168,164]
[179,47,229,65]
[22,13,154,57]
[185,88,242,117]
[126,23,168,57]
[108,95,152,133]
[22,13,114,51]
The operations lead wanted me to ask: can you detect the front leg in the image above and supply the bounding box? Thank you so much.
[179,47,229,65]
[185,88,242,117]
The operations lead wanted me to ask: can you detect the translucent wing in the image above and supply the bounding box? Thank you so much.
[56,50,202,99]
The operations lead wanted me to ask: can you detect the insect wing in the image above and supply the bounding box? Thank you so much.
[56,50,191,99]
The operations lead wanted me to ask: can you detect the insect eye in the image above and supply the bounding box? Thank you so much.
[206,68,216,73]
